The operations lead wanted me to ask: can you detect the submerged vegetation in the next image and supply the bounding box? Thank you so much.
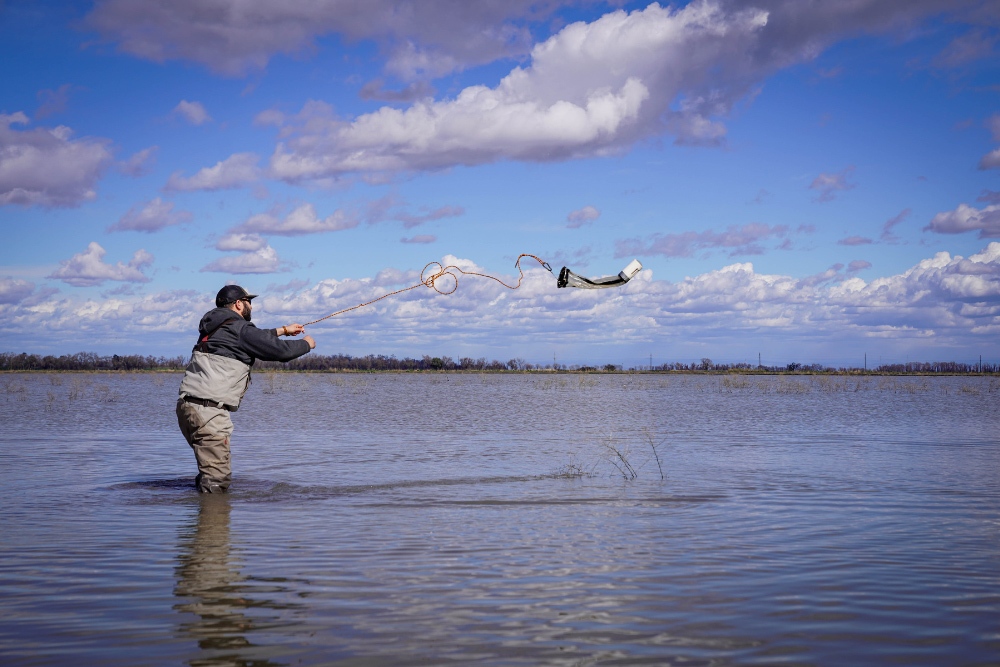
[1,351,997,375]
[598,428,667,481]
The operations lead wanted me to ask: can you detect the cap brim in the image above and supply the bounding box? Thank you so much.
[246,293,258,300]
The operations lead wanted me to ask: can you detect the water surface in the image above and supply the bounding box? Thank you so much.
[1,372,998,665]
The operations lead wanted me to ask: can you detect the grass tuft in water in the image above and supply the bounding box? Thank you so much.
[596,428,668,481]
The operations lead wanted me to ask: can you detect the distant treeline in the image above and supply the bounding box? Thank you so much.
[258,354,519,372]
[654,359,1000,374]
[0,352,187,371]
[1,351,996,374]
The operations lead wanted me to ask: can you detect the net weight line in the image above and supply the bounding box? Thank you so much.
[303,254,552,327]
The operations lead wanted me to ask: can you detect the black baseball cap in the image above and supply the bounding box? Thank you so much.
[215,285,258,307]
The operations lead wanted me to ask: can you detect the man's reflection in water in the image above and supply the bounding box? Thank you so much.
[174,495,284,667]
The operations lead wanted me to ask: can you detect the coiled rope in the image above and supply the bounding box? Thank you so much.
[303,253,552,327]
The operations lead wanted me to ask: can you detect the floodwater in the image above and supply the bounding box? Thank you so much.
[1,372,999,666]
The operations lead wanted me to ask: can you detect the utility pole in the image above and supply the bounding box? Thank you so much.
[864,353,867,372]
[649,353,653,371]
[758,352,761,368]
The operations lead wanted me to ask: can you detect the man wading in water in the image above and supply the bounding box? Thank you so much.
[177,285,315,493]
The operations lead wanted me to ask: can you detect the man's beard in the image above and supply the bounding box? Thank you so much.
[242,307,252,322]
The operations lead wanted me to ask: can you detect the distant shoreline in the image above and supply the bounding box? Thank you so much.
[2,351,995,375]
[1,368,997,377]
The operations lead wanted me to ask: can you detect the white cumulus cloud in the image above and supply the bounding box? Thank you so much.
[83,0,989,183]
[567,205,600,229]
[925,203,1000,238]
[165,152,260,191]
[0,289,208,339]
[6,244,1000,357]
[0,277,35,304]
[231,203,358,236]
[255,245,1000,352]
[173,100,211,125]
[215,232,268,252]
[47,242,154,287]
[108,197,193,233]
[84,0,980,83]
[201,245,284,274]
[268,2,772,180]
[260,1,992,181]
[0,112,114,207]
[829,244,1000,312]
[85,0,561,78]
[119,145,158,176]
[980,148,1000,170]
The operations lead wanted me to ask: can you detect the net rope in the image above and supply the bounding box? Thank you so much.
[303,254,552,327]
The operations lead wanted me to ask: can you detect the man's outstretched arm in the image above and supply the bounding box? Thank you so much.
[240,324,313,362]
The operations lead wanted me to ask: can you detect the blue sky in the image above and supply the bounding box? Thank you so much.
[1,0,999,368]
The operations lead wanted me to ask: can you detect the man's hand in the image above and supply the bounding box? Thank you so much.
[303,335,316,349]
[280,323,305,336]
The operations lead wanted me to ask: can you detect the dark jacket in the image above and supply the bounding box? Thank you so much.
[195,307,310,365]
[178,308,311,410]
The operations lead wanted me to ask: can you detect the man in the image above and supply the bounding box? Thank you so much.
[177,285,315,493]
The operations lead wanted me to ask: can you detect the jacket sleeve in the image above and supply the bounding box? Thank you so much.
[239,324,311,362]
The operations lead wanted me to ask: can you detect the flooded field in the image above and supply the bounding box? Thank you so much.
[1,372,998,665]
